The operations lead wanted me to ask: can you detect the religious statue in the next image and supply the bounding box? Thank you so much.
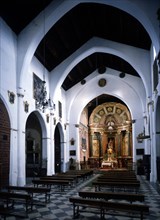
[107,140,114,161]
[101,139,118,168]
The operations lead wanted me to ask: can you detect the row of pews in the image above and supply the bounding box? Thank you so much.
[33,169,93,190]
[92,169,140,192]
[69,170,150,220]
[0,169,93,219]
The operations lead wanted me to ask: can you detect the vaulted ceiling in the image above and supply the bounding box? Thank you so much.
[1,0,151,109]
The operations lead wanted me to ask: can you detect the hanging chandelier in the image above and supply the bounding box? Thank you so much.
[35,5,54,113]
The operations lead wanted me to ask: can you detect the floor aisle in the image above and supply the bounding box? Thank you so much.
[2,173,160,220]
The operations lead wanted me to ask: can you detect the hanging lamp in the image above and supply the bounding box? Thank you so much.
[35,4,54,112]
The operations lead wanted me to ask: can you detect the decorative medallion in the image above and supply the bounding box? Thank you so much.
[99,110,104,116]
[123,114,127,120]
[81,79,86,85]
[94,117,99,123]
[98,78,107,87]
[107,107,113,112]
[116,108,122,114]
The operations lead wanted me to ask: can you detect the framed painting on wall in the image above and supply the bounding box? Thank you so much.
[70,150,76,156]
[33,73,43,100]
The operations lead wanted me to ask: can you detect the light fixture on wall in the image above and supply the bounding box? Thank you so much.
[8,91,15,104]
[70,138,75,145]
[24,101,29,113]
[35,5,54,113]
[137,132,150,143]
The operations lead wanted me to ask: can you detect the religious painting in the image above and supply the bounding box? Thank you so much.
[58,101,62,118]
[33,73,43,100]
[122,133,129,156]
[82,138,86,151]
[92,139,99,157]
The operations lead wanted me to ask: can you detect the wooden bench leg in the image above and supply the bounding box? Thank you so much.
[100,208,105,219]
[73,203,79,218]
[28,193,33,211]
[140,212,143,220]
[26,198,33,212]
[45,193,50,203]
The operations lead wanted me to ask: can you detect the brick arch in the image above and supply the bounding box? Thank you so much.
[0,98,10,188]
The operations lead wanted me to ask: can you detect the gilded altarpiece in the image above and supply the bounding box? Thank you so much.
[88,102,133,168]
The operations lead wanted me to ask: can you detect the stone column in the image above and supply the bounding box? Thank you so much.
[116,131,121,157]
[9,128,18,185]
[89,131,94,157]
[17,89,26,186]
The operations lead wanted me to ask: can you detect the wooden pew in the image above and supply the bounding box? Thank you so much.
[40,175,76,186]
[100,170,136,176]
[7,185,51,203]
[0,205,27,220]
[0,191,32,212]
[104,170,135,174]
[99,173,137,179]
[32,179,71,191]
[69,197,149,220]
[56,174,79,183]
[98,173,137,178]
[96,177,140,183]
[92,180,140,192]
[78,191,145,203]
[65,170,93,180]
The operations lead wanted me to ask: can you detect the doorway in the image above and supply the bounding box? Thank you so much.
[0,98,10,188]
[26,112,42,177]
[54,125,61,173]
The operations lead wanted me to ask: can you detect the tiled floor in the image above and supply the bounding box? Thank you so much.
[2,172,160,220]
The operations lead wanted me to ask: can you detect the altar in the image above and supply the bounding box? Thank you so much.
[101,160,118,169]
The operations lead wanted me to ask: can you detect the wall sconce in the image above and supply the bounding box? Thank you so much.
[64,122,69,130]
[70,138,75,145]
[46,114,49,123]
[137,133,144,143]
[147,100,154,112]
[53,117,56,125]
[137,132,150,143]
[24,101,29,113]
[8,91,15,104]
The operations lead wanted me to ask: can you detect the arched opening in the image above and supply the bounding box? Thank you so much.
[79,101,133,170]
[156,97,160,182]
[0,98,10,188]
[54,124,61,173]
[25,112,46,179]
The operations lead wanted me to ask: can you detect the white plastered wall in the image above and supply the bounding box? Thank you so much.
[0,0,159,184]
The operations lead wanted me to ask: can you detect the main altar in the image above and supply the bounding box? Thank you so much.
[101,139,118,169]
[82,102,133,169]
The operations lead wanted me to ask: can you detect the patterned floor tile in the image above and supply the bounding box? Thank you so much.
[1,173,160,219]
